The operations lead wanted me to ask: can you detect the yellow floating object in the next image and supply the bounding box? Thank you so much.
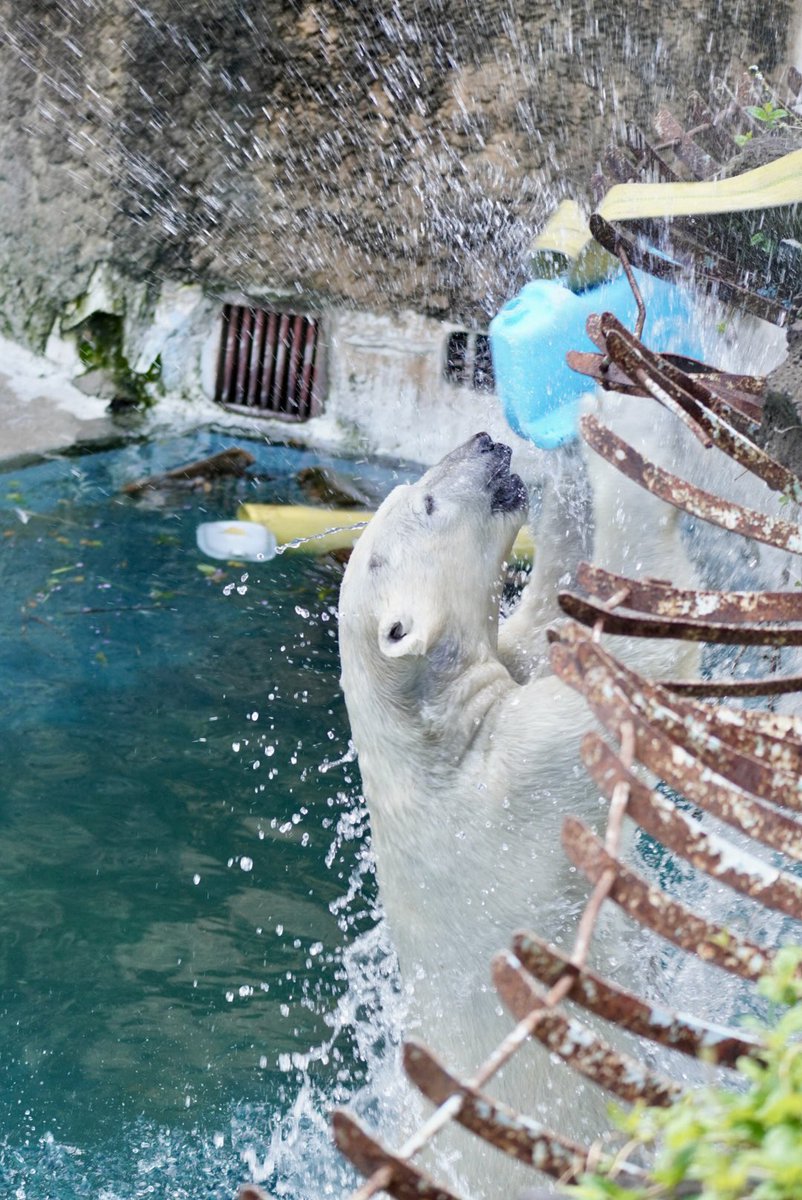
[237,502,535,561]
[532,199,590,259]
[597,148,802,222]
[238,503,372,556]
[529,148,802,289]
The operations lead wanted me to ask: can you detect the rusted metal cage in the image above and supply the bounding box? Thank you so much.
[324,68,802,1200]
[215,304,323,421]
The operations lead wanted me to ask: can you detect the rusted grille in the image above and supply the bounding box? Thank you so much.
[444,331,496,392]
[215,305,321,421]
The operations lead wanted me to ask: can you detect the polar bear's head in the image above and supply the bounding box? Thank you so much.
[339,433,527,685]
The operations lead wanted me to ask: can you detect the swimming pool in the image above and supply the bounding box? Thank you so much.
[0,430,414,1197]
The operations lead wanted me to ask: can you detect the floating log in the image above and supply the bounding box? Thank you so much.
[122,447,255,494]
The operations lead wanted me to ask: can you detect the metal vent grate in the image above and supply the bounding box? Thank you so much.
[215,305,321,421]
[444,331,495,392]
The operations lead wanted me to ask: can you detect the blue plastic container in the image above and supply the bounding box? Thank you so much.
[489,271,705,450]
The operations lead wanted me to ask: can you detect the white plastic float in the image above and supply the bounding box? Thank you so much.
[196,519,278,562]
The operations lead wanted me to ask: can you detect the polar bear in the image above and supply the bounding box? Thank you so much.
[337,416,697,1195]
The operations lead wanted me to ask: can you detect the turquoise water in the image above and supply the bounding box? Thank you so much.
[0,431,412,1198]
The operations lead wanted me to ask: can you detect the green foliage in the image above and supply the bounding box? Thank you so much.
[749,230,776,255]
[77,310,161,408]
[570,948,802,1200]
[744,101,789,128]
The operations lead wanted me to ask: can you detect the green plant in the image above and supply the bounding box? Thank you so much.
[750,230,776,254]
[745,101,789,128]
[77,311,161,408]
[571,947,802,1200]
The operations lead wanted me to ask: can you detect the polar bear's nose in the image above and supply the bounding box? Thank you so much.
[473,431,495,453]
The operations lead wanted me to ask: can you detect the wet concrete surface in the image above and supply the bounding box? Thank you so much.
[0,337,120,464]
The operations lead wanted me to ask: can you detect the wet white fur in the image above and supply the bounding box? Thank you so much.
[337,396,700,1195]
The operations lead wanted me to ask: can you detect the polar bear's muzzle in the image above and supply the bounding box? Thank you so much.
[471,431,528,515]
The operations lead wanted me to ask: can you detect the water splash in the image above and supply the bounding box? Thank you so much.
[275,521,370,556]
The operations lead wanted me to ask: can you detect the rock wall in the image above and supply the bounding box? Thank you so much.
[0,0,796,352]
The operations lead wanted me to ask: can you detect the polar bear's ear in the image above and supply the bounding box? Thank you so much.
[378,613,429,659]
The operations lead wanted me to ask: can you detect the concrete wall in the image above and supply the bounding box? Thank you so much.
[0,0,796,459]
[0,0,795,347]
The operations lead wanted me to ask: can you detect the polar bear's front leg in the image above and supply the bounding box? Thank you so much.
[499,445,591,683]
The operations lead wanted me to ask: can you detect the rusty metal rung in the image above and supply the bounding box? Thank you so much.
[575,563,802,624]
[582,734,802,920]
[581,413,802,556]
[491,954,682,1107]
[402,1042,610,1182]
[563,817,774,981]
[332,1111,463,1200]
[550,641,802,862]
[510,934,765,1066]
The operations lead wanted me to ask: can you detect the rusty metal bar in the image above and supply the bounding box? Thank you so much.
[258,311,279,409]
[605,332,711,448]
[559,588,802,645]
[299,318,318,418]
[600,315,802,498]
[663,673,802,697]
[582,734,802,919]
[233,307,254,406]
[285,314,305,414]
[581,413,802,555]
[222,303,244,405]
[214,304,234,404]
[551,628,802,808]
[402,1042,607,1182]
[575,563,802,623]
[616,247,647,340]
[566,350,645,396]
[491,953,681,1106]
[246,307,267,408]
[511,934,765,1066]
[271,313,291,412]
[332,1112,462,1200]
[562,817,774,981]
[589,213,792,327]
[550,641,802,863]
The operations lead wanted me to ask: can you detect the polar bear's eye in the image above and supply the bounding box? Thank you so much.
[423,493,435,516]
